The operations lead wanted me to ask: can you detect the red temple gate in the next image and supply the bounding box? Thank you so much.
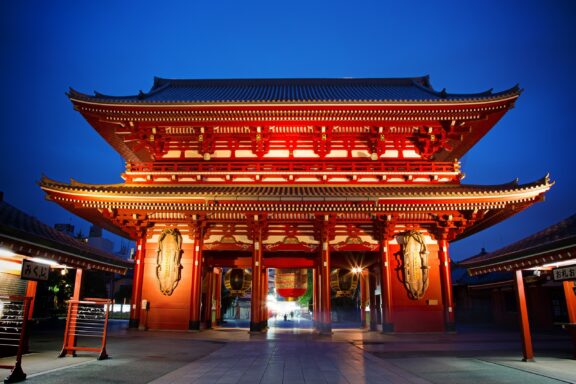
[41,77,551,333]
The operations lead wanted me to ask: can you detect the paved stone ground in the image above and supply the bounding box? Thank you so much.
[1,322,574,384]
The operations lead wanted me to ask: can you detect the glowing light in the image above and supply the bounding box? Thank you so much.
[351,267,363,274]
[29,257,59,266]
[0,248,16,258]
[0,259,22,274]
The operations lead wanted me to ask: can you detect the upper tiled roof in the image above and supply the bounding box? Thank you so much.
[459,213,576,268]
[0,198,132,272]
[68,76,520,104]
[40,175,551,200]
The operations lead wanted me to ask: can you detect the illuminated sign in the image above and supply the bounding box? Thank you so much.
[552,265,576,281]
[21,259,50,281]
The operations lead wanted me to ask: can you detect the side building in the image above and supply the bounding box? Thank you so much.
[40,77,551,332]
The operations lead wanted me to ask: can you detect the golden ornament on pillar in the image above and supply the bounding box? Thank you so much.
[224,268,252,297]
[275,268,307,300]
[330,268,359,297]
[156,228,183,296]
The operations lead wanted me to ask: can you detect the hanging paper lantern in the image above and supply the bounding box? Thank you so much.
[275,268,307,300]
[330,268,359,297]
[224,268,252,297]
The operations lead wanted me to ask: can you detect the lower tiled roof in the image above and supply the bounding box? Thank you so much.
[459,213,576,268]
[0,198,132,272]
[41,176,551,200]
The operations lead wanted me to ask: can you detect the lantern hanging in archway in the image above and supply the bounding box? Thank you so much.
[275,268,308,300]
[330,268,359,297]
[224,268,252,297]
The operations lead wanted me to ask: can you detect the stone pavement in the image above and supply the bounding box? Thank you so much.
[1,322,575,384]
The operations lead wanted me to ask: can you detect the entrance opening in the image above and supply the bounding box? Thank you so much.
[218,266,364,332]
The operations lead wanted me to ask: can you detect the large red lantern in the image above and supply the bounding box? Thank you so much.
[330,268,359,297]
[275,268,307,300]
[224,268,252,297]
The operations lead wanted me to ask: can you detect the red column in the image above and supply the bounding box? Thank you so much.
[214,268,222,325]
[564,280,576,323]
[129,236,146,328]
[319,239,332,334]
[379,240,393,332]
[514,269,534,362]
[63,267,83,356]
[250,224,263,332]
[438,239,455,331]
[562,280,576,359]
[72,268,83,300]
[25,281,37,320]
[189,225,203,330]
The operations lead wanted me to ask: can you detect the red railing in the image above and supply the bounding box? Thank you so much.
[59,298,111,360]
[124,160,460,184]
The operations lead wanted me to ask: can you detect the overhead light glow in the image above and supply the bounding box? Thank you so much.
[0,259,22,274]
[0,248,16,258]
[29,257,59,266]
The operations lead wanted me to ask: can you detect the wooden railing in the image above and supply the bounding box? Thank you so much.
[0,295,32,383]
[59,298,111,360]
[124,160,460,184]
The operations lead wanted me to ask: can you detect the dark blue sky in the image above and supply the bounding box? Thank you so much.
[1,1,575,260]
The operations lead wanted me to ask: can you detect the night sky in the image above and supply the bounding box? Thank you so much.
[1,1,575,260]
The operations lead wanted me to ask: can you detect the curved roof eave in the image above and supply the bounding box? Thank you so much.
[66,77,522,107]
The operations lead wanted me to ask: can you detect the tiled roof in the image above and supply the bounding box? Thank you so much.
[452,262,513,286]
[41,176,550,200]
[68,76,520,104]
[459,213,576,268]
[0,198,132,272]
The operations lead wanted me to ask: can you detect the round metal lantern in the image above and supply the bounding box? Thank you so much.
[275,268,308,300]
[330,268,359,297]
[224,268,252,297]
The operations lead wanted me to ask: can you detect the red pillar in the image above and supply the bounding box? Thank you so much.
[562,280,576,359]
[514,269,534,362]
[189,225,203,330]
[319,239,332,334]
[564,280,576,323]
[379,240,393,332]
[72,267,83,300]
[129,236,146,328]
[438,239,455,331]
[62,267,83,356]
[214,268,222,325]
[25,281,37,320]
[250,223,263,332]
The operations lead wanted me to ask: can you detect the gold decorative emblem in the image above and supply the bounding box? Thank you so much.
[398,231,429,300]
[156,228,183,296]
